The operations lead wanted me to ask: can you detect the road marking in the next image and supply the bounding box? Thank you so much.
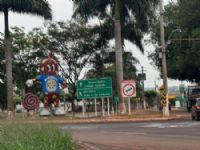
[110,131,146,135]
[60,126,91,130]
[140,122,200,128]
[77,141,101,150]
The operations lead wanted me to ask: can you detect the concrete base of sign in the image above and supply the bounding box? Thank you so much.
[7,111,14,120]
[118,102,127,114]
[54,107,65,116]
[40,107,65,116]
[39,108,51,116]
[175,101,181,108]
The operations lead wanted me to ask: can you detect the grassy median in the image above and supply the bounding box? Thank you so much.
[0,123,75,150]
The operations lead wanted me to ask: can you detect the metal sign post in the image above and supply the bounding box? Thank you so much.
[95,98,97,117]
[82,99,85,117]
[128,98,131,115]
[114,96,119,114]
[101,98,105,117]
[107,98,110,116]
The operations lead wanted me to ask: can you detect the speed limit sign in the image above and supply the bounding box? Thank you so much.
[121,80,136,98]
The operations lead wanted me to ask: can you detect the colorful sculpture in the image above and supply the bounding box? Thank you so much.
[26,53,67,115]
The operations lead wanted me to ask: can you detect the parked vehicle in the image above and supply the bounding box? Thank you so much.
[191,98,200,121]
[186,85,200,112]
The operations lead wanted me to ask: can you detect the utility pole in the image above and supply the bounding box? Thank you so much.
[160,0,170,116]
[155,81,157,91]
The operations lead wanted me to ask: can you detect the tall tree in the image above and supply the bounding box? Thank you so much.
[11,27,45,91]
[0,33,6,109]
[72,0,159,112]
[45,21,100,112]
[87,50,139,96]
[0,0,52,114]
[150,0,200,82]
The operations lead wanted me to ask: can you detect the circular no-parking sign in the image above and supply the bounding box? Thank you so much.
[121,80,136,98]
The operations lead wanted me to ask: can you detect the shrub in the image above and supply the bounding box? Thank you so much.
[0,124,75,150]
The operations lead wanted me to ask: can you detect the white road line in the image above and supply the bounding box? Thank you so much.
[140,122,200,128]
[109,131,146,135]
[77,141,101,150]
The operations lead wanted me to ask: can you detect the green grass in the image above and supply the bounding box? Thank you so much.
[0,124,76,150]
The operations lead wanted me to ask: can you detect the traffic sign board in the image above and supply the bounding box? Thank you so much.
[138,73,146,80]
[162,93,166,101]
[162,100,167,107]
[77,78,112,99]
[121,80,136,97]
[159,85,164,94]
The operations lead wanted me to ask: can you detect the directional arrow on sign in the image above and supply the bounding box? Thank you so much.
[162,100,167,107]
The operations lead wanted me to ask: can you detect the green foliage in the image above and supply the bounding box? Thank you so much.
[0,124,75,150]
[150,0,200,82]
[145,90,159,107]
[0,21,102,109]
[89,48,138,78]
[11,27,44,90]
[0,0,52,20]
[0,0,52,111]
[45,21,101,100]
[0,35,6,109]
[0,82,6,109]
[73,0,159,51]
[13,95,21,105]
[86,50,140,96]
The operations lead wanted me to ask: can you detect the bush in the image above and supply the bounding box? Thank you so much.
[0,124,75,150]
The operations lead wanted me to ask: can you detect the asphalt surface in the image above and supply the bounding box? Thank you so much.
[60,119,200,150]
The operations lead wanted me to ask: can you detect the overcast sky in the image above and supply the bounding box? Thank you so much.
[0,0,187,88]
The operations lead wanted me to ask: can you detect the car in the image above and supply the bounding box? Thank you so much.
[191,98,200,121]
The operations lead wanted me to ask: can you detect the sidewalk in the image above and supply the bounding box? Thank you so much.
[3,109,191,124]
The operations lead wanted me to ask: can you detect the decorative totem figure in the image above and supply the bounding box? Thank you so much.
[26,53,66,115]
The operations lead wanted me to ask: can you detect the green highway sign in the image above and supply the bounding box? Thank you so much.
[138,73,146,80]
[77,78,112,99]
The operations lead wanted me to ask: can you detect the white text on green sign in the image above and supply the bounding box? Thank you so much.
[77,78,112,99]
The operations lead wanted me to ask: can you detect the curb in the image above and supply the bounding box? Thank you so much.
[7,115,190,124]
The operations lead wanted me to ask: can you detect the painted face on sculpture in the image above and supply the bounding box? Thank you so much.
[40,57,58,75]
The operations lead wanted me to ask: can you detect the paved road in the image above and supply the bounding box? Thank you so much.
[60,119,200,150]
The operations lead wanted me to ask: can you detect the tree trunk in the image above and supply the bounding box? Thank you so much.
[114,0,125,113]
[71,90,76,117]
[4,9,14,117]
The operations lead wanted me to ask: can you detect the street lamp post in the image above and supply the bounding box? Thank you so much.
[160,0,169,117]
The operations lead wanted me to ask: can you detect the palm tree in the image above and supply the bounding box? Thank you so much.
[0,0,52,115]
[72,0,159,112]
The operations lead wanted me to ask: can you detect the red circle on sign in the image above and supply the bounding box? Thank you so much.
[123,83,136,97]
